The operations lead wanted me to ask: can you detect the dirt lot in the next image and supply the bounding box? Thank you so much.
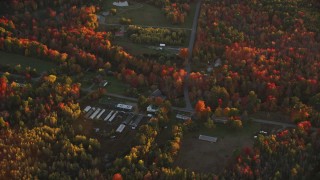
[74,103,149,159]
[174,124,260,174]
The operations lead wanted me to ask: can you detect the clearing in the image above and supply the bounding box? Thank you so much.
[174,123,261,174]
[0,51,56,72]
[102,1,197,28]
[113,38,182,56]
[77,72,129,94]
[100,1,195,57]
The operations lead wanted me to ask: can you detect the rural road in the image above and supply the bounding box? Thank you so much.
[101,90,313,129]
[251,118,318,131]
[251,118,297,128]
[82,84,317,130]
[0,72,42,82]
[183,0,202,111]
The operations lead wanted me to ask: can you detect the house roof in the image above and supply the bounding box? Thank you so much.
[150,89,166,99]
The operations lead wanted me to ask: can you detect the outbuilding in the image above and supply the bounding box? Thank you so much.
[116,124,126,133]
[199,135,218,143]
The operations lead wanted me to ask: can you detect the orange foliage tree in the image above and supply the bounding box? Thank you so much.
[179,48,188,59]
[195,100,211,121]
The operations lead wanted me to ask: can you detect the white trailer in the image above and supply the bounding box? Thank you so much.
[90,108,101,119]
[96,109,106,119]
[85,107,95,118]
[104,110,114,121]
[108,111,118,122]
[84,106,91,112]
[116,124,126,133]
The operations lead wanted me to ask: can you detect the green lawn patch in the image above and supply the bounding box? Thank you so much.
[174,122,261,174]
[113,38,179,56]
[0,51,56,72]
[78,72,129,94]
[105,76,129,94]
[102,1,196,28]
[113,39,160,55]
[195,122,261,138]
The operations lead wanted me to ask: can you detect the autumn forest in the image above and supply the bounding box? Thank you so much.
[0,0,320,179]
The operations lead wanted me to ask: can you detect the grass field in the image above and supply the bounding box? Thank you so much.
[114,38,180,56]
[78,72,129,94]
[105,76,129,94]
[174,123,261,174]
[114,39,160,55]
[102,1,196,28]
[102,1,194,56]
[0,51,56,72]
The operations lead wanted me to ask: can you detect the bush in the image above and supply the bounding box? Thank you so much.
[119,17,132,25]
[110,8,117,15]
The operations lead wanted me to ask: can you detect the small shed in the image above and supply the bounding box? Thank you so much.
[150,89,166,99]
[199,135,217,143]
[212,117,228,124]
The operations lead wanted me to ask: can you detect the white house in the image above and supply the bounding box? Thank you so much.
[147,105,159,113]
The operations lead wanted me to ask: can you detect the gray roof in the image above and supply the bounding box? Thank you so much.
[199,135,218,143]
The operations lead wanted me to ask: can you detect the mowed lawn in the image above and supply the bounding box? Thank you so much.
[104,76,129,95]
[113,39,180,56]
[0,51,56,72]
[113,39,160,55]
[103,1,196,28]
[174,123,261,174]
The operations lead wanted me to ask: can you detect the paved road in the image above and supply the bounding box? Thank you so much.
[251,118,318,131]
[251,118,297,128]
[0,72,42,82]
[183,0,202,111]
